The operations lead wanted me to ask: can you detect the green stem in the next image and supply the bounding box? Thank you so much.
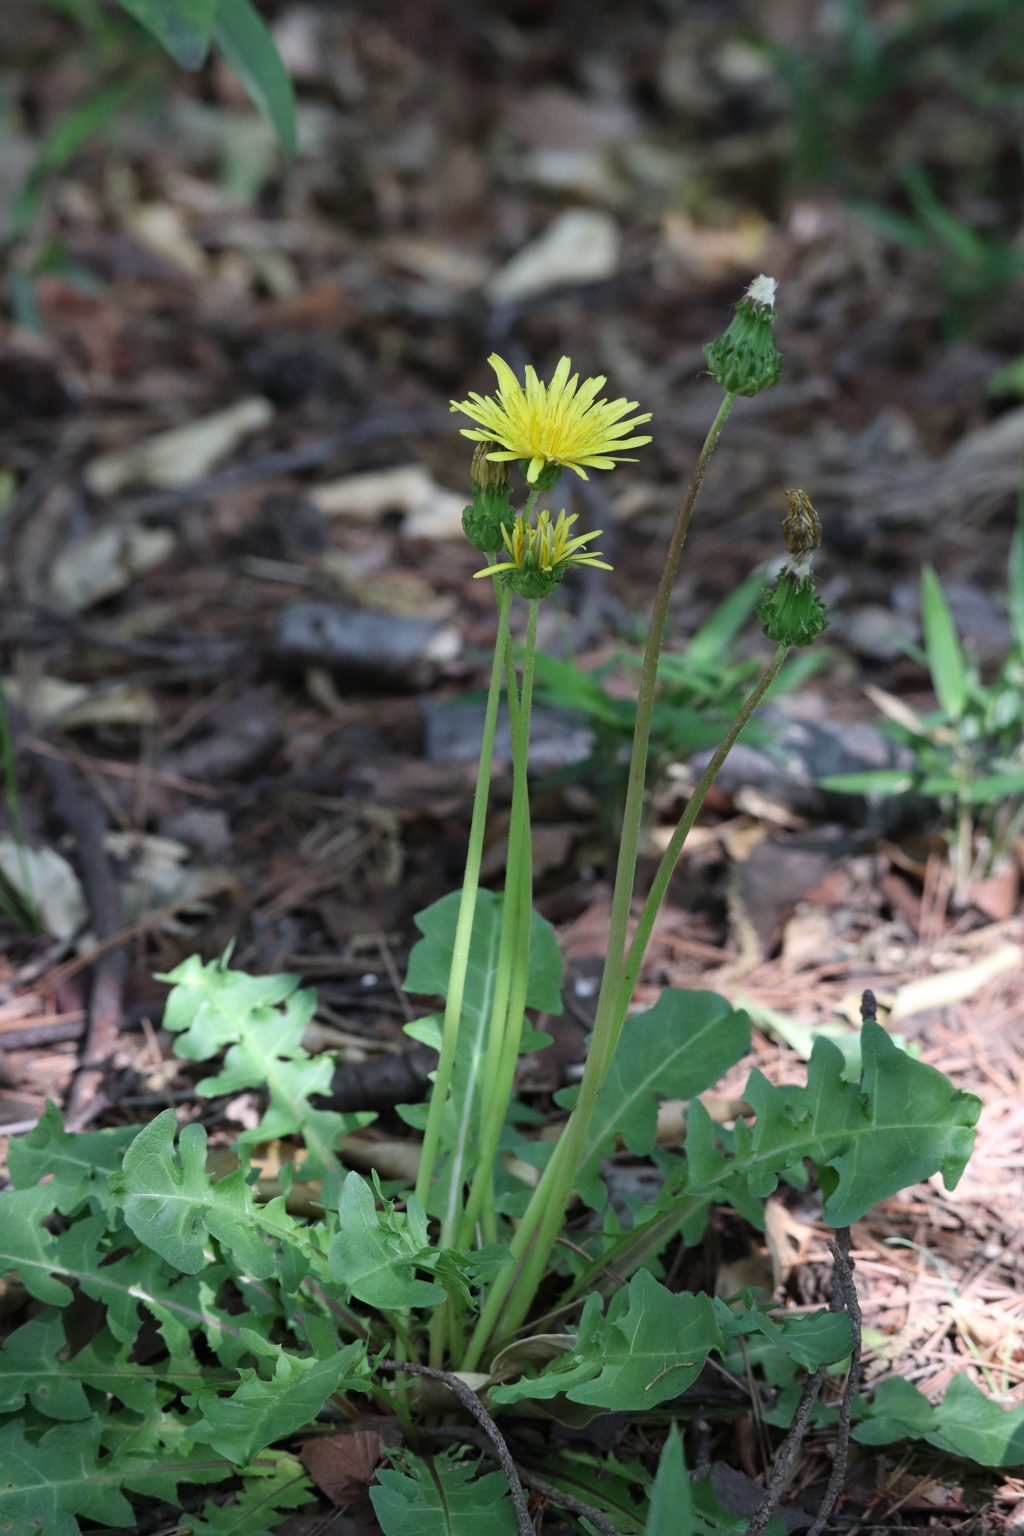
[497,644,789,1340]
[613,644,790,1029]
[433,584,529,1250]
[460,600,538,1248]
[415,583,513,1207]
[599,391,736,1010]
[463,393,736,1363]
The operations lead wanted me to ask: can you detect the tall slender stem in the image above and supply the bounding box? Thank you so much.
[496,644,788,1339]
[612,644,789,1031]
[463,395,736,1364]
[460,599,538,1247]
[596,392,735,1013]
[415,583,513,1206]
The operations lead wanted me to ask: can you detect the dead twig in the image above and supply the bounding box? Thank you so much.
[0,1014,86,1049]
[749,994,873,1534]
[745,1365,827,1536]
[807,1233,863,1536]
[381,1360,532,1536]
[423,1423,624,1536]
[35,752,125,1130]
[23,738,222,799]
[43,900,203,995]
[0,437,86,556]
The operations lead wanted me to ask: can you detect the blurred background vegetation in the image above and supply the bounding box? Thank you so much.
[4,0,1024,336]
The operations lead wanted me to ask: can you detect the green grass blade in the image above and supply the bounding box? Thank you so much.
[1010,493,1024,649]
[115,0,215,68]
[682,566,766,668]
[645,1425,691,1536]
[921,565,967,720]
[213,0,297,154]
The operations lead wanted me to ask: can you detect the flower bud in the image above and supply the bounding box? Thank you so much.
[781,488,821,573]
[703,274,783,398]
[757,489,828,647]
[462,441,514,552]
[507,565,563,599]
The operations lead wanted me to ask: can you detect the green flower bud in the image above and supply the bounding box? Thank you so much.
[462,441,514,552]
[704,275,782,398]
[757,489,827,647]
[506,566,564,599]
[757,570,828,647]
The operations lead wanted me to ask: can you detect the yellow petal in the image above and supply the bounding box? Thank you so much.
[548,356,572,399]
[488,354,522,396]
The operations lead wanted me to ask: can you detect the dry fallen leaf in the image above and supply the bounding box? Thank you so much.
[85,396,273,496]
[486,208,620,304]
[888,943,1022,1020]
[3,675,159,729]
[661,209,770,280]
[300,1429,384,1505]
[780,905,835,970]
[311,464,466,539]
[49,526,177,612]
[967,858,1019,922]
[764,1196,813,1289]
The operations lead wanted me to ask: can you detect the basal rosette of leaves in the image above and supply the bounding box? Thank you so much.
[0,936,988,1535]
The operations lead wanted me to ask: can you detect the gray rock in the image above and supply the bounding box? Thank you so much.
[420,698,594,773]
[278,602,461,688]
[833,604,919,661]
[159,807,232,856]
[737,824,862,952]
[689,702,909,817]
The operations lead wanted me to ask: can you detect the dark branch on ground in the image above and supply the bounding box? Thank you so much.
[381,1359,533,1536]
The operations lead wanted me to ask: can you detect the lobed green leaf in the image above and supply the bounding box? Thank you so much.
[370,1447,519,1536]
[0,1416,135,1536]
[7,1101,137,1215]
[185,1340,367,1465]
[0,1312,164,1419]
[110,1110,276,1278]
[854,1372,1024,1467]
[565,989,750,1209]
[493,1271,852,1416]
[686,1022,979,1229]
[161,954,372,1179]
[328,1172,444,1309]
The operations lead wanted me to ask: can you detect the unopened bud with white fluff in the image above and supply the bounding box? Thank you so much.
[704,275,783,398]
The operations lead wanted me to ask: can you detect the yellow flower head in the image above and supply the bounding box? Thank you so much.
[451,353,652,484]
[475,509,612,598]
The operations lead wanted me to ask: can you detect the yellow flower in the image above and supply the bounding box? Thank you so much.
[475,509,612,598]
[451,353,652,484]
